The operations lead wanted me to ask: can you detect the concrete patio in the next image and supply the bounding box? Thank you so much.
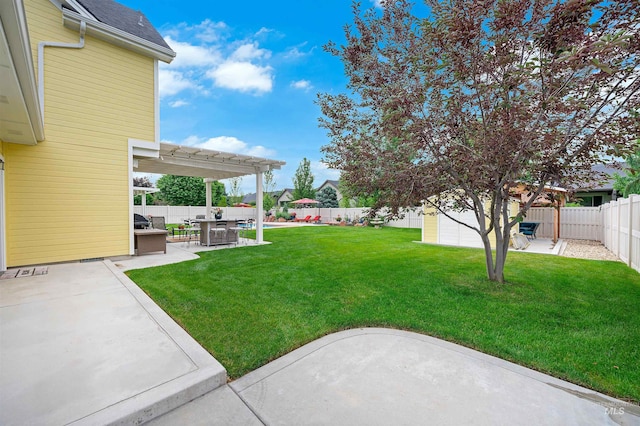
[1,237,638,425]
[0,256,227,425]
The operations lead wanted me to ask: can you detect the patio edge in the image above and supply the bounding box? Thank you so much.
[68,261,228,426]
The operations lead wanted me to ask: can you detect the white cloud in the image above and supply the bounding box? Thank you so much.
[191,19,227,43]
[311,160,340,183]
[283,43,314,60]
[169,100,189,108]
[372,0,384,8]
[207,61,274,94]
[163,36,221,68]
[159,69,196,97]
[291,80,312,90]
[159,24,276,97]
[181,135,277,158]
[231,42,271,61]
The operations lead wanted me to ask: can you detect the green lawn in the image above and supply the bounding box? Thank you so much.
[126,227,640,402]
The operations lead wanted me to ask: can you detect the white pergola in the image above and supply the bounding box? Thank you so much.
[133,142,285,245]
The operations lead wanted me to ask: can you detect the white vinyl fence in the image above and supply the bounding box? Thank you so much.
[134,205,423,229]
[290,207,423,228]
[602,195,640,272]
[134,206,257,223]
[526,207,603,240]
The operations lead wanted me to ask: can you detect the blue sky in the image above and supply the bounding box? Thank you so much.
[121,0,386,194]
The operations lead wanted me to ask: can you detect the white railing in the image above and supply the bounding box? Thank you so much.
[602,195,640,273]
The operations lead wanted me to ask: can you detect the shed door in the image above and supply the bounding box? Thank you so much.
[438,210,483,248]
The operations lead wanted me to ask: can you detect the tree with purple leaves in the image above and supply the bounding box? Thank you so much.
[319,0,640,282]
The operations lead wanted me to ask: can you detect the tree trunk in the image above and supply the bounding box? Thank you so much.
[479,204,513,284]
[480,233,501,282]
[480,234,510,283]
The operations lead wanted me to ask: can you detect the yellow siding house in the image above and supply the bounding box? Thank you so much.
[0,0,175,269]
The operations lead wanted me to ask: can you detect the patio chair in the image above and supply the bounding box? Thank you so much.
[209,220,228,245]
[519,222,540,240]
[295,215,312,222]
[309,215,321,223]
[150,216,167,231]
[226,220,241,245]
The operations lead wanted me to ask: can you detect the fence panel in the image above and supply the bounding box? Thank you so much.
[617,198,631,265]
[524,208,554,238]
[602,203,612,248]
[560,207,602,240]
[134,206,257,224]
[607,201,621,257]
[631,196,640,272]
[601,195,640,274]
[290,207,422,228]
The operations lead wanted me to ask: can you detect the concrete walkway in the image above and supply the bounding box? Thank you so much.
[151,328,639,426]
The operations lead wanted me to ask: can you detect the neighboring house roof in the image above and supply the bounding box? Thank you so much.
[575,162,628,192]
[242,192,279,204]
[317,180,339,190]
[73,0,171,50]
[277,188,294,202]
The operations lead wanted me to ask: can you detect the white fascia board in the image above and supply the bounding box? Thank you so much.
[62,9,176,63]
[2,0,45,142]
[130,138,159,158]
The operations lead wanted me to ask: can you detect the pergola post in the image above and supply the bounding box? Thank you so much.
[256,170,264,244]
[204,178,213,219]
[141,190,147,216]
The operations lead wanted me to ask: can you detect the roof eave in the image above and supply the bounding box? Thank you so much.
[0,0,45,144]
[62,9,176,63]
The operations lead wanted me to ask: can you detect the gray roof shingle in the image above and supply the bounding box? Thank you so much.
[576,162,628,191]
[74,0,171,49]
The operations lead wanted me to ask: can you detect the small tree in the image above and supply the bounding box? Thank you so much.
[317,186,339,208]
[292,158,316,200]
[263,169,277,212]
[228,177,243,205]
[157,175,206,206]
[613,148,640,197]
[319,0,640,283]
[210,180,226,206]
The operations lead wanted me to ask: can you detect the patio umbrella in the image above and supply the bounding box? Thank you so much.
[291,198,319,205]
[291,198,320,220]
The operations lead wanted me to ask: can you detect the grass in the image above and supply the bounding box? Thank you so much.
[126,226,640,402]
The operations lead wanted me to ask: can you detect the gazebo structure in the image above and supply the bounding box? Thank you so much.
[132,142,285,251]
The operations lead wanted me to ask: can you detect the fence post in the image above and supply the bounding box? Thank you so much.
[629,195,635,268]
[617,199,622,259]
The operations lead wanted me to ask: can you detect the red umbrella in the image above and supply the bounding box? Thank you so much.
[291,198,319,204]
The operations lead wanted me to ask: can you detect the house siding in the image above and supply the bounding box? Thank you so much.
[422,205,438,243]
[423,200,520,249]
[3,0,155,266]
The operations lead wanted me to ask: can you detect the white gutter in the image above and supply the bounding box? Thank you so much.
[62,9,175,63]
[37,20,86,121]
